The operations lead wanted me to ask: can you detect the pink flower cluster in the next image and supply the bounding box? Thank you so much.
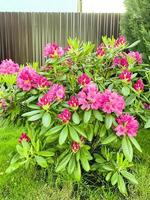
[58,109,71,123]
[19,133,30,143]
[78,73,91,86]
[143,103,150,110]
[0,59,19,74]
[96,43,105,57]
[115,114,139,137]
[0,98,7,111]
[38,84,65,108]
[115,35,126,47]
[43,43,64,58]
[133,79,144,92]
[17,67,51,91]
[119,69,132,82]
[98,89,125,115]
[68,96,79,109]
[71,141,80,153]
[113,56,129,67]
[78,83,102,110]
[128,51,142,64]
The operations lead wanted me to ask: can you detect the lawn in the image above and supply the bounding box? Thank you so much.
[0,122,150,200]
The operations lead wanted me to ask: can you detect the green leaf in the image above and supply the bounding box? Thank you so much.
[93,110,103,121]
[45,125,64,136]
[102,134,117,145]
[83,110,91,123]
[106,172,112,181]
[105,115,113,129]
[16,145,24,157]
[111,172,118,186]
[121,170,138,185]
[37,151,54,157]
[129,137,142,153]
[122,86,130,96]
[80,156,90,172]
[42,112,51,128]
[27,104,41,109]
[35,156,48,168]
[118,174,127,195]
[28,113,43,121]
[144,118,150,129]
[126,40,140,49]
[72,112,80,124]
[67,156,76,174]
[99,125,106,137]
[69,126,80,143]
[6,161,25,173]
[25,95,38,103]
[22,110,42,117]
[122,137,133,162]
[126,94,136,106]
[73,126,87,138]
[59,125,68,145]
[56,153,72,172]
[73,161,81,181]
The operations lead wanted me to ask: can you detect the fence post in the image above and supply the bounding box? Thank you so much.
[77,0,82,12]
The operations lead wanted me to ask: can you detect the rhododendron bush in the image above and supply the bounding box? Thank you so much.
[0,36,150,195]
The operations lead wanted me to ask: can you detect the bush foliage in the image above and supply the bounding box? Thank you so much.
[0,36,150,196]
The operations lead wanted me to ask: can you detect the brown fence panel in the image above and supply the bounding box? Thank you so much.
[0,12,121,65]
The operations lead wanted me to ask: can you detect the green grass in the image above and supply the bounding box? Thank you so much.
[0,124,150,200]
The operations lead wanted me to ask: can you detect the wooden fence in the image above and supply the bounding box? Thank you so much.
[0,12,121,65]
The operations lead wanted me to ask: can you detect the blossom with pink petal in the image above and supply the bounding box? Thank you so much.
[133,79,144,92]
[99,89,125,115]
[113,57,128,67]
[78,83,101,110]
[19,133,30,143]
[35,75,51,89]
[17,67,38,91]
[43,43,64,58]
[47,84,65,100]
[71,141,80,153]
[37,93,52,109]
[143,103,150,110]
[115,114,139,137]
[68,96,79,109]
[58,109,72,123]
[119,70,132,82]
[115,35,126,47]
[128,51,142,64]
[0,59,19,74]
[78,73,91,86]
[96,43,105,57]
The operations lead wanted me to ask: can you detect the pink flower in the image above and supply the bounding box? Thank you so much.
[17,67,38,91]
[78,83,101,110]
[19,133,30,143]
[96,43,105,57]
[35,75,51,89]
[113,57,128,67]
[0,59,19,74]
[0,98,7,111]
[58,109,72,123]
[119,70,132,82]
[43,43,64,58]
[133,79,144,92]
[37,93,52,108]
[128,51,142,64]
[115,114,139,137]
[99,89,125,115]
[78,73,91,86]
[115,35,126,47]
[47,84,65,100]
[71,141,80,153]
[143,103,150,110]
[68,96,79,109]
[37,84,65,108]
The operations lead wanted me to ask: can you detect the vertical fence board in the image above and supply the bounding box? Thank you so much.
[0,12,121,65]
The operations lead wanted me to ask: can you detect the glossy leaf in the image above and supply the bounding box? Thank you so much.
[122,136,133,162]
[83,110,91,123]
[59,125,68,145]
[72,112,80,124]
[42,112,51,128]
